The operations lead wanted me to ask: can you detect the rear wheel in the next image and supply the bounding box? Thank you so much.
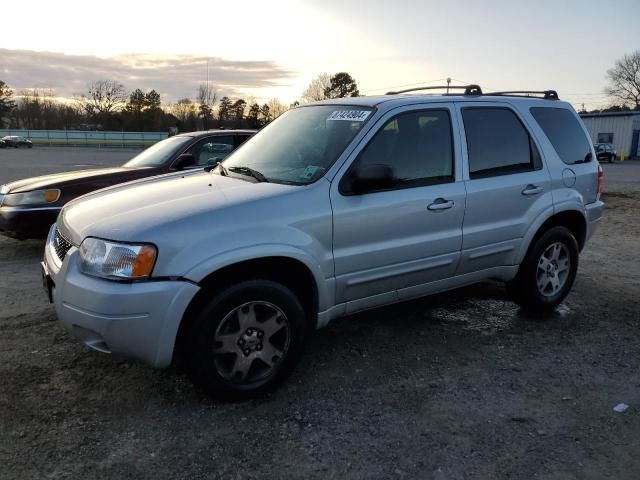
[507,226,579,312]
[185,280,307,400]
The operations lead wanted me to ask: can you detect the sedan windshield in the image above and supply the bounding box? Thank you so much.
[220,105,373,185]
[123,136,192,168]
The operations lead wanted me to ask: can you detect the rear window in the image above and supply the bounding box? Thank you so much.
[530,107,592,165]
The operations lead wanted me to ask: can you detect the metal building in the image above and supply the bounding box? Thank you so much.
[579,111,640,159]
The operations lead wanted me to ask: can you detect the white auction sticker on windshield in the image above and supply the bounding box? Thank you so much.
[327,110,371,122]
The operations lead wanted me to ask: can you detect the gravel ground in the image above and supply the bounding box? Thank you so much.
[1,150,639,479]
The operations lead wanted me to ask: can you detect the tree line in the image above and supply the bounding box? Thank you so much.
[0,72,360,132]
[2,51,637,132]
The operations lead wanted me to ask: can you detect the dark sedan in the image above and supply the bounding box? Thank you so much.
[0,130,255,239]
[594,143,617,163]
[1,136,33,148]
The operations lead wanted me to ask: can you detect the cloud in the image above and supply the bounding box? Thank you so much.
[0,49,297,102]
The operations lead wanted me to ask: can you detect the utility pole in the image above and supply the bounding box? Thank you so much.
[446,77,451,94]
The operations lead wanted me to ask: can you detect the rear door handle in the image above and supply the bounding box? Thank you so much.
[522,184,543,196]
[427,198,455,211]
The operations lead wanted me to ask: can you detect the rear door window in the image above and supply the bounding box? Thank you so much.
[530,107,592,165]
[462,107,540,178]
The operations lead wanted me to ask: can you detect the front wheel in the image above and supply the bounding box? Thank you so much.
[506,226,579,312]
[185,280,307,400]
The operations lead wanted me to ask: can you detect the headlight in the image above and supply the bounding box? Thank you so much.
[0,185,9,194]
[2,189,60,207]
[78,237,157,280]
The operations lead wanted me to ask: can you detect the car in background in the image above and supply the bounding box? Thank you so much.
[1,136,33,148]
[594,143,616,163]
[0,129,255,239]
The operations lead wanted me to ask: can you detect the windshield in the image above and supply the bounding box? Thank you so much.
[220,105,374,184]
[123,136,192,168]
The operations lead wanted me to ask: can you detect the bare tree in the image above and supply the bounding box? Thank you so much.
[267,98,288,119]
[197,83,217,129]
[12,88,84,129]
[172,98,196,123]
[605,51,640,109]
[81,80,127,116]
[197,82,217,107]
[301,73,331,103]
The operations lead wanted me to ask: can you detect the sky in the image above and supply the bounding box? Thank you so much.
[0,0,638,110]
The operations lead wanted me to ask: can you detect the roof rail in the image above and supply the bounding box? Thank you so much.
[386,84,483,96]
[487,90,559,100]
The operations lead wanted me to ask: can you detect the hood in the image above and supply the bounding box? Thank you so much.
[58,171,296,245]
[3,167,151,193]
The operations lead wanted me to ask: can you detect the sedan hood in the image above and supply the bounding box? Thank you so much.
[58,171,296,245]
[3,167,153,193]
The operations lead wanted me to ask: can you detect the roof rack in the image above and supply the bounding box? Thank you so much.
[487,90,559,100]
[386,84,483,96]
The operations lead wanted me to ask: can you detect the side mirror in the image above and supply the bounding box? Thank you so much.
[347,163,395,194]
[173,153,196,170]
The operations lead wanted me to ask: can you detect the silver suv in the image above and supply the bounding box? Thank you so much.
[42,85,604,399]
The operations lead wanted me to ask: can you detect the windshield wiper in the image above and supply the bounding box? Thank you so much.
[228,166,269,183]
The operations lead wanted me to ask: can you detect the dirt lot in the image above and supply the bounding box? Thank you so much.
[1,150,639,479]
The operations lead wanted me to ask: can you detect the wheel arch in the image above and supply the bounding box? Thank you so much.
[175,255,322,356]
[517,207,587,264]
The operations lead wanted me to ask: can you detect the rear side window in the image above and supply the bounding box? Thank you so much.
[530,107,592,165]
[462,107,540,178]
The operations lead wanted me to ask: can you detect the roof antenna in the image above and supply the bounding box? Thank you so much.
[446,77,451,95]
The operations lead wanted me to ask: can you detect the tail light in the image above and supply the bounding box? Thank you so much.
[597,164,604,198]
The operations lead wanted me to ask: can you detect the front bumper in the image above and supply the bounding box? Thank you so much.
[0,206,60,239]
[44,225,200,367]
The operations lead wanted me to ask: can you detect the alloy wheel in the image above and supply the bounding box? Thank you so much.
[212,301,290,384]
[536,242,571,297]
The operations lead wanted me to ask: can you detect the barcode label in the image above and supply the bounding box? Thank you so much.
[327,110,371,122]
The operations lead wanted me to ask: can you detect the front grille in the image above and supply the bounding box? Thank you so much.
[54,228,73,261]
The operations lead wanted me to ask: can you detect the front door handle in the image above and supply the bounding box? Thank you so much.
[522,184,543,196]
[427,198,455,211]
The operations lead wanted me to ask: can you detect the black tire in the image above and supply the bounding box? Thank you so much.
[185,280,307,400]
[506,226,579,312]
